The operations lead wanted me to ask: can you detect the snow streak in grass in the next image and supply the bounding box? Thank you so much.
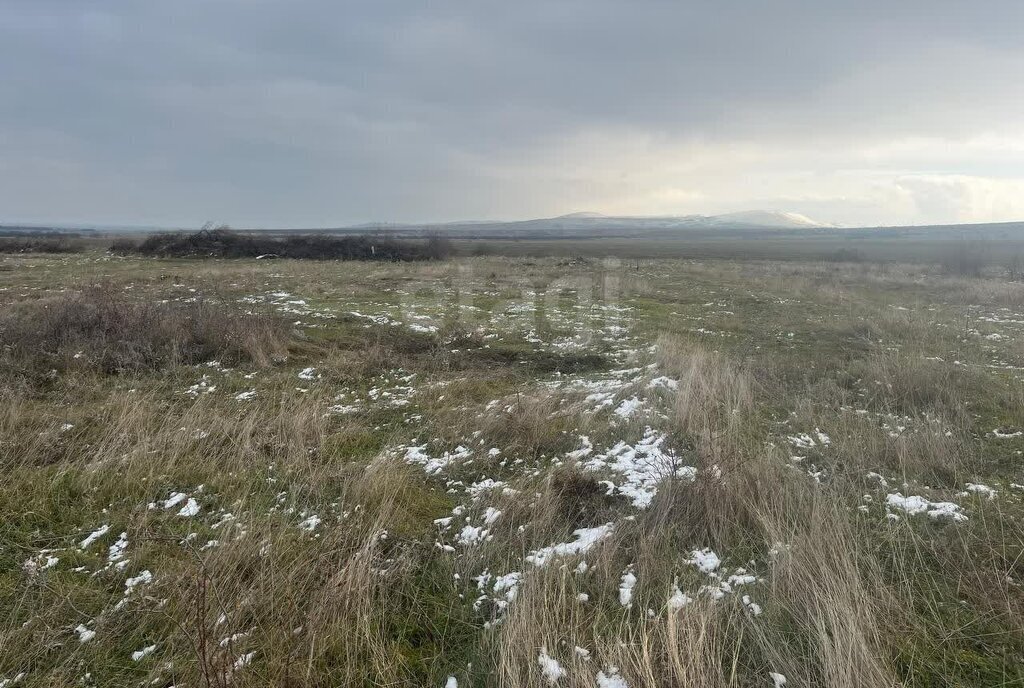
[79,524,110,550]
[619,569,637,607]
[526,525,614,567]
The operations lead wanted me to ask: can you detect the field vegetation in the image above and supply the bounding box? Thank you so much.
[110,226,452,261]
[0,236,83,254]
[1,244,1022,686]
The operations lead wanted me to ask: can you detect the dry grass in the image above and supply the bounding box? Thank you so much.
[0,287,290,387]
[656,338,755,461]
[2,252,1023,687]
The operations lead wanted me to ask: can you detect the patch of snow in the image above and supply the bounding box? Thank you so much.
[597,667,630,688]
[457,525,490,546]
[538,647,565,684]
[788,434,815,449]
[668,584,692,610]
[178,498,201,517]
[298,514,322,531]
[580,427,695,508]
[402,444,472,475]
[964,483,997,499]
[125,569,153,594]
[566,435,594,460]
[526,524,614,567]
[162,492,188,509]
[885,493,967,522]
[687,548,721,574]
[619,569,637,607]
[491,571,522,608]
[614,396,644,419]
[107,532,129,562]
[79,524,110,550]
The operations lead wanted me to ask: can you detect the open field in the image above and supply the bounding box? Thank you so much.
[9,221,1024,269]
[452,236,1024,265]
[2,248,1024,687]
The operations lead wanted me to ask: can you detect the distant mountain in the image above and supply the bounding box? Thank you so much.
[358,210,831,234]
[705,210,830,229]
[556,211,609,219]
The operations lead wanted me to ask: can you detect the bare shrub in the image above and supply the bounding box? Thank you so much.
[112,226,450,261]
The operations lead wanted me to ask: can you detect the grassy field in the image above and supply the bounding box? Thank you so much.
[2,249,1023,687]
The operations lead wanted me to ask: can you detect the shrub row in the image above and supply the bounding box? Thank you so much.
[111,228,451,261]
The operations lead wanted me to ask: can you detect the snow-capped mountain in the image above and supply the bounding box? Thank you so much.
[703,210,829,228]
[532,210,831,230]
[329,210,834,236]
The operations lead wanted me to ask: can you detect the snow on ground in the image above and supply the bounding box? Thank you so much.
[668,583,692,610]
[526,525,616,567]
[402,444,473,475]
[578,428,695,508]
[619,569,637,607]
[687,548,721,574]
[885,493,967,521]
[537,647,565,684]
[963,483,997,499]
[74,624,96,643]
[596,667,630,688]
[79,524,110,550]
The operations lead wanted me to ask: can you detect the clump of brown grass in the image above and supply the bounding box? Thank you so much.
[489,447,897,687]
[656,336,755,460]
[0,287,290,385]
[854,351,975,420]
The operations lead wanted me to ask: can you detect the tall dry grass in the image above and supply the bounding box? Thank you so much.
[0,287,290,387]
[655,337,755,462]
[3,257,1023,687]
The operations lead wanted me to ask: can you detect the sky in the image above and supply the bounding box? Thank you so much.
[2,1,1024,228]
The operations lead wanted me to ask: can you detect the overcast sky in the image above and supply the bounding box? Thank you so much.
[3,1,1024,228]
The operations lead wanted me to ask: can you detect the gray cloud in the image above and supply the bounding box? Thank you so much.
[2,1,1023,226]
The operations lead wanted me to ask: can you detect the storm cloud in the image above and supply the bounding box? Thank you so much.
[2,1,1023,227]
